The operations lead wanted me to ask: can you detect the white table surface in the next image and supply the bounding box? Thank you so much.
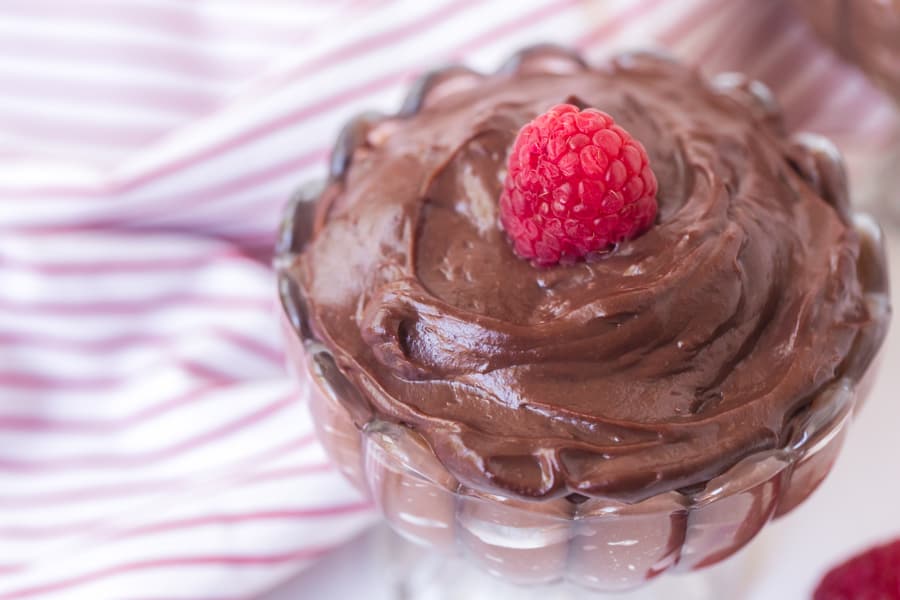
[267,221,900,600]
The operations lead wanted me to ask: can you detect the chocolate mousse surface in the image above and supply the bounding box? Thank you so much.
[794,0,900,102]
[283,50,886,503]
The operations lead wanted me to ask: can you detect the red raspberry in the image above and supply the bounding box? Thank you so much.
[814,538,900,600]
[499,103,658,267]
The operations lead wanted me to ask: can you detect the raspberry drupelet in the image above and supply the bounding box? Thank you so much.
[814,538,900,600]
[499,103,658,267]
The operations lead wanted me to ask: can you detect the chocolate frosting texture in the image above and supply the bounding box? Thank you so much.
[286,50,884,502]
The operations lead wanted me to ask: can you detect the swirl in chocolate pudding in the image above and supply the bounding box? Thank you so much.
[288,52,877,502]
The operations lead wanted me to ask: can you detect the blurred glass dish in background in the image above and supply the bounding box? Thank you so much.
[792,0,900,223]
[792,0,900,104]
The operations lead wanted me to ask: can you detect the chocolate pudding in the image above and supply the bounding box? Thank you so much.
[277,46,890,589]
[283,49,884,502]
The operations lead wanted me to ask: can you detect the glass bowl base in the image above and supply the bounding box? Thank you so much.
[372,523,768,600]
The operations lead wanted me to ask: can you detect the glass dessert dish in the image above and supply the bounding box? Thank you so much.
[275,47,891,592]
[792,0,900,104]
[791,0,900,225]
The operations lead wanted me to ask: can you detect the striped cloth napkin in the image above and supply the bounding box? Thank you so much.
[0,1,896,597]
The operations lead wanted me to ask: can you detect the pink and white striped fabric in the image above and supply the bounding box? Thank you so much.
[0,1,896,597]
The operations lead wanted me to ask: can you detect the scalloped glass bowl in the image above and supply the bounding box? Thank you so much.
[791,0,900,105]
[789,0,900,225]
[277,179,888,591]
[275,45,890,592]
